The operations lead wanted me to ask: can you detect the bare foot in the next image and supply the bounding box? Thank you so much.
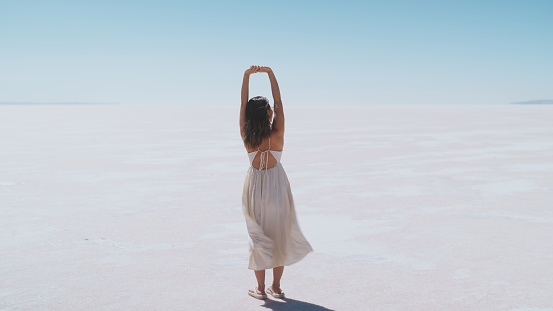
[267,286,285,298]
[248,287,267,300]
[270,285,282,294]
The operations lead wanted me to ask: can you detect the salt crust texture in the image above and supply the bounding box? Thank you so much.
[1,104,552,310]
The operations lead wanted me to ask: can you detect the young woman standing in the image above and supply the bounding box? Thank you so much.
[240,65,313,300]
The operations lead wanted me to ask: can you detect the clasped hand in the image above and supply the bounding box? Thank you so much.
[245,65,272,75]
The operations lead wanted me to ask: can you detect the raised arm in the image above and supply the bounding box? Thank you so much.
[260,67,284,134]
[240,66,260,138]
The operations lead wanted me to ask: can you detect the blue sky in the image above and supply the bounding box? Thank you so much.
[1,0,552,105]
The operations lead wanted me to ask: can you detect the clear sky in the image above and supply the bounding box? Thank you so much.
[1,0,552,105]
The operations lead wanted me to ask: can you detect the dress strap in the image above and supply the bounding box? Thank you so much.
[258,137,271,170]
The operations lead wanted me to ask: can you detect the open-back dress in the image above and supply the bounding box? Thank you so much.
[242,137,313,270]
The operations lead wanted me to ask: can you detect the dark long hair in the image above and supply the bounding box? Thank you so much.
[242,96,272,149]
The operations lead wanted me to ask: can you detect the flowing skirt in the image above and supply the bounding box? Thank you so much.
[242,162,313,270]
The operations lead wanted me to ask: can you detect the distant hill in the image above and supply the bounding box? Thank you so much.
[511,99,553,105]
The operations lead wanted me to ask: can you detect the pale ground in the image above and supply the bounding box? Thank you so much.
[1,104,552,311]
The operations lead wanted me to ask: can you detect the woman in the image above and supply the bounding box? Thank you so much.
[240,65,313,300]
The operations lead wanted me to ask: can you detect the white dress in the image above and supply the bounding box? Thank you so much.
[242,137,313,270]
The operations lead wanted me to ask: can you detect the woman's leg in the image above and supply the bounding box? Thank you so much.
[272,266,284,293]
[254,269,266,293]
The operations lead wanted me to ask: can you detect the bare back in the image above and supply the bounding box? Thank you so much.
[247,131,284,170]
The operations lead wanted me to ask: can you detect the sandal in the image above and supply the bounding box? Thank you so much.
[267,286,285,299]
[248,287,267,300]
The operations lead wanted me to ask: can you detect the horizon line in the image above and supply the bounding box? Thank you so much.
[0,101,118,105]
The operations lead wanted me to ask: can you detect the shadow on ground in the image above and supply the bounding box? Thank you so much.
[261,297,334,311]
